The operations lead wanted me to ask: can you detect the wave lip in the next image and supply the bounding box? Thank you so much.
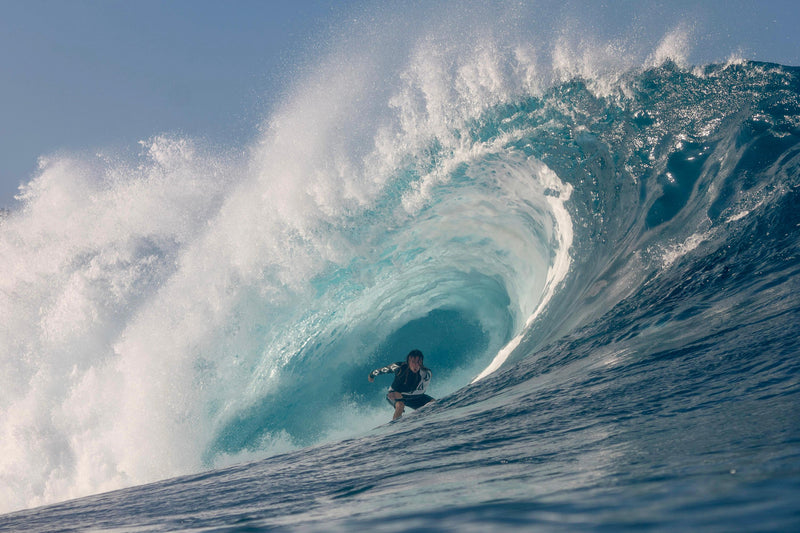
[2,2,800,516]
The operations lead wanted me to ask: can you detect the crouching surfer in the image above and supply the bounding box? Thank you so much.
[368,349,434,420]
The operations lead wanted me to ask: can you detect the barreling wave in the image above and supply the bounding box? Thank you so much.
[1,8,799,516]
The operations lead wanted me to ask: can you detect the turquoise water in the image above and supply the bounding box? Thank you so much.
[1,8,798,530]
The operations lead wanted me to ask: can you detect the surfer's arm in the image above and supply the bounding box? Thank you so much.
[368,362,401,381]
[418,368,432,393]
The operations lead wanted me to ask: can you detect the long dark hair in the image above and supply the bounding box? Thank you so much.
[406,349,424,364]
[399,349,425,384]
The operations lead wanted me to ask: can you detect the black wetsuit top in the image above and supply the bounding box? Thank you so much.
[369,362,432,395]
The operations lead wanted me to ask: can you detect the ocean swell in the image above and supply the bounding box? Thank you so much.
[2,9,798,516]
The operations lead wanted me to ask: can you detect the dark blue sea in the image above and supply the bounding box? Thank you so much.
[1,7,799,531]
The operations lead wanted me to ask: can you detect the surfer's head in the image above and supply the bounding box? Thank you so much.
[406,349,424,372]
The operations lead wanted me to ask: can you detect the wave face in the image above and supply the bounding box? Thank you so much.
[1,7,799,528]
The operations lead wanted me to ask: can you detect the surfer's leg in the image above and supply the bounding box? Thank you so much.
[387,391,405,419]
[393,400,405,420]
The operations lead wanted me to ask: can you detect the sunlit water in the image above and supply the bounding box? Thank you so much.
[1,4,798,531]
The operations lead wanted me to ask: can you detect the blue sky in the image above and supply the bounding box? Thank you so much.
[1,0,798,208]
[0,0,351,208]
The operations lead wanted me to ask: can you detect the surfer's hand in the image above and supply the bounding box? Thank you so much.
[368,375,374,382]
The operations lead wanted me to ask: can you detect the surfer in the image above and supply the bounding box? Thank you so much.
[368,349,434,420]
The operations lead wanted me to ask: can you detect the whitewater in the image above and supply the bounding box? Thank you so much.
[1,4,799,531]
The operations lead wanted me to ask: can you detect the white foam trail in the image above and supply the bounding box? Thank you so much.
[472,159,573,383]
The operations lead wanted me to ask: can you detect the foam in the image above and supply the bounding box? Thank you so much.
[0,1,715,513]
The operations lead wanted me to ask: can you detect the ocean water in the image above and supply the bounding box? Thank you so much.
[1,6,799,532]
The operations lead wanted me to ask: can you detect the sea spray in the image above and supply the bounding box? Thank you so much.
[2,4,797,518]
